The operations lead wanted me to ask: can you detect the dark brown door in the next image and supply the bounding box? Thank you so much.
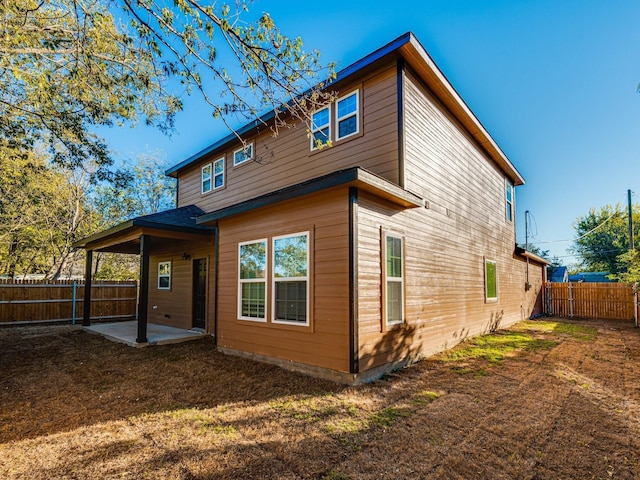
[192,258,207,329]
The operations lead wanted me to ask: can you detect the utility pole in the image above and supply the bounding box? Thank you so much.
[524,210,531,290]
[629,189,635,251]
[525,210,529,251]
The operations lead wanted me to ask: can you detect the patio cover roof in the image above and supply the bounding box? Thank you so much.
[73,205,214,254]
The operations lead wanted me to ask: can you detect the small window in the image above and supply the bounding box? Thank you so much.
[273,232,309,325]
[201,163,212,194]
[233,142,254,166]
[238,240,267,321]
[505,180,513,222]
[383,233,404,326]
[485,259,497,301]
[213,157,224,189]
[158,261,171,290]
[311,106,330,150]
[336,90,359,140]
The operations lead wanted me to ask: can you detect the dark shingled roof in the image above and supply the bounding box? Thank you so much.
[72,205,213,249]
[132,205,210,230]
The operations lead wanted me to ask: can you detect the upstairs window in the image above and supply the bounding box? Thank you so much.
[336,90,359,140]
[383,232,404,326]
[158,261,171,290]
[311,107,331,150]
[213,157,225,189]
[238,240,267,321]
[201,163,212,194]
[505,180,514,222]
[310,89,361,150]
[234,142,254,166]
[273,232,309,325]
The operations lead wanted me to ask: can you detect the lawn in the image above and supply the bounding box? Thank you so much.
[1,317,640,479]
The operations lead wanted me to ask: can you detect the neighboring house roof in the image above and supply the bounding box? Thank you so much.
[73,205,213,251]
[548,266,568,282]
[165,32,524,187]
[569,272,613,283]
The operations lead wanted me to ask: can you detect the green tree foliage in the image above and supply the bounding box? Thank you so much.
[0,150,174,280]
[611,250,640,285]
[1,0,180,181]
[0,147,96,279]
[90,154,176,279]
[2,0,334,278]
[1,0,334,179]
[123,0,335,131]
[571,204,640,276]
[91,153,176,227]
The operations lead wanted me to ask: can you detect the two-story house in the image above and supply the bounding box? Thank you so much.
[75,32,548,383]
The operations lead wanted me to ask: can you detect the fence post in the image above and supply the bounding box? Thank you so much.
[569,282,574,318]
[635,286,638,327]
[71,280,77,325]
[545,283,551,316]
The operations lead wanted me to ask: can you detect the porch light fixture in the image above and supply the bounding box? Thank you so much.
[182,253,191,260]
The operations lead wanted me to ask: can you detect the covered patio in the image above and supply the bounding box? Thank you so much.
[84,321,206,347]
[73,205,216,344]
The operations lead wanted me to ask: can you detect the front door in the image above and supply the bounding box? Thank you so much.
[192,258,207,329]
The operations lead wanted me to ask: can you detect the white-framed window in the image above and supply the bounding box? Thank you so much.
[233,142,254,166]
[505,179,514,222]
[310,106,331,150]
[336,90,359,140]
[485,258,498,302]
[213,157,225,189]
[273,232,309,325]
[383,232,404,326]
[238,239,267,321]
[201,163,212,194]
[158,261,171,290]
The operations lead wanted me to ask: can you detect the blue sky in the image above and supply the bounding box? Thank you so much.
[101,0,640,266]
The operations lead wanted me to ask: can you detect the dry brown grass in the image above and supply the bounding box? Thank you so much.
[1,318,640,479]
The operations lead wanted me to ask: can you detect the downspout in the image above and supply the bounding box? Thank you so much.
[213,225,219,344]
[349,187,359,374]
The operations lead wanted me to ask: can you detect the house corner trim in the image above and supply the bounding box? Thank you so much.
[397,57,406,189]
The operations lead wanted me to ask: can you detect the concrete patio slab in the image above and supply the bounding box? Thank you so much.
[84,321,206,347]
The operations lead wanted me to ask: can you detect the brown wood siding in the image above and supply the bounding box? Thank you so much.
[357,192,544,371]
[147,239,215,332]
[356,69,542,372]
[176,64,400,211]
[216,188,350,372]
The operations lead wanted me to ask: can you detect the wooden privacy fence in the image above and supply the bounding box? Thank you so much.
[0,279,138,325]
[545,282,637,322]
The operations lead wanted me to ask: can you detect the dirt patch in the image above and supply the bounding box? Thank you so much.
[1,318,640,479]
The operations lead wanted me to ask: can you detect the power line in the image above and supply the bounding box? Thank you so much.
[528,199,628,246]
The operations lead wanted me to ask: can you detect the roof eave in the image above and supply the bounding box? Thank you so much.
[165,34,416,179]
[73,218,213,250]
[166,32,525,186]
[515,246,551,265]
[398,34,525,186]
[72,220,135,249]
[196,167,423,225]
